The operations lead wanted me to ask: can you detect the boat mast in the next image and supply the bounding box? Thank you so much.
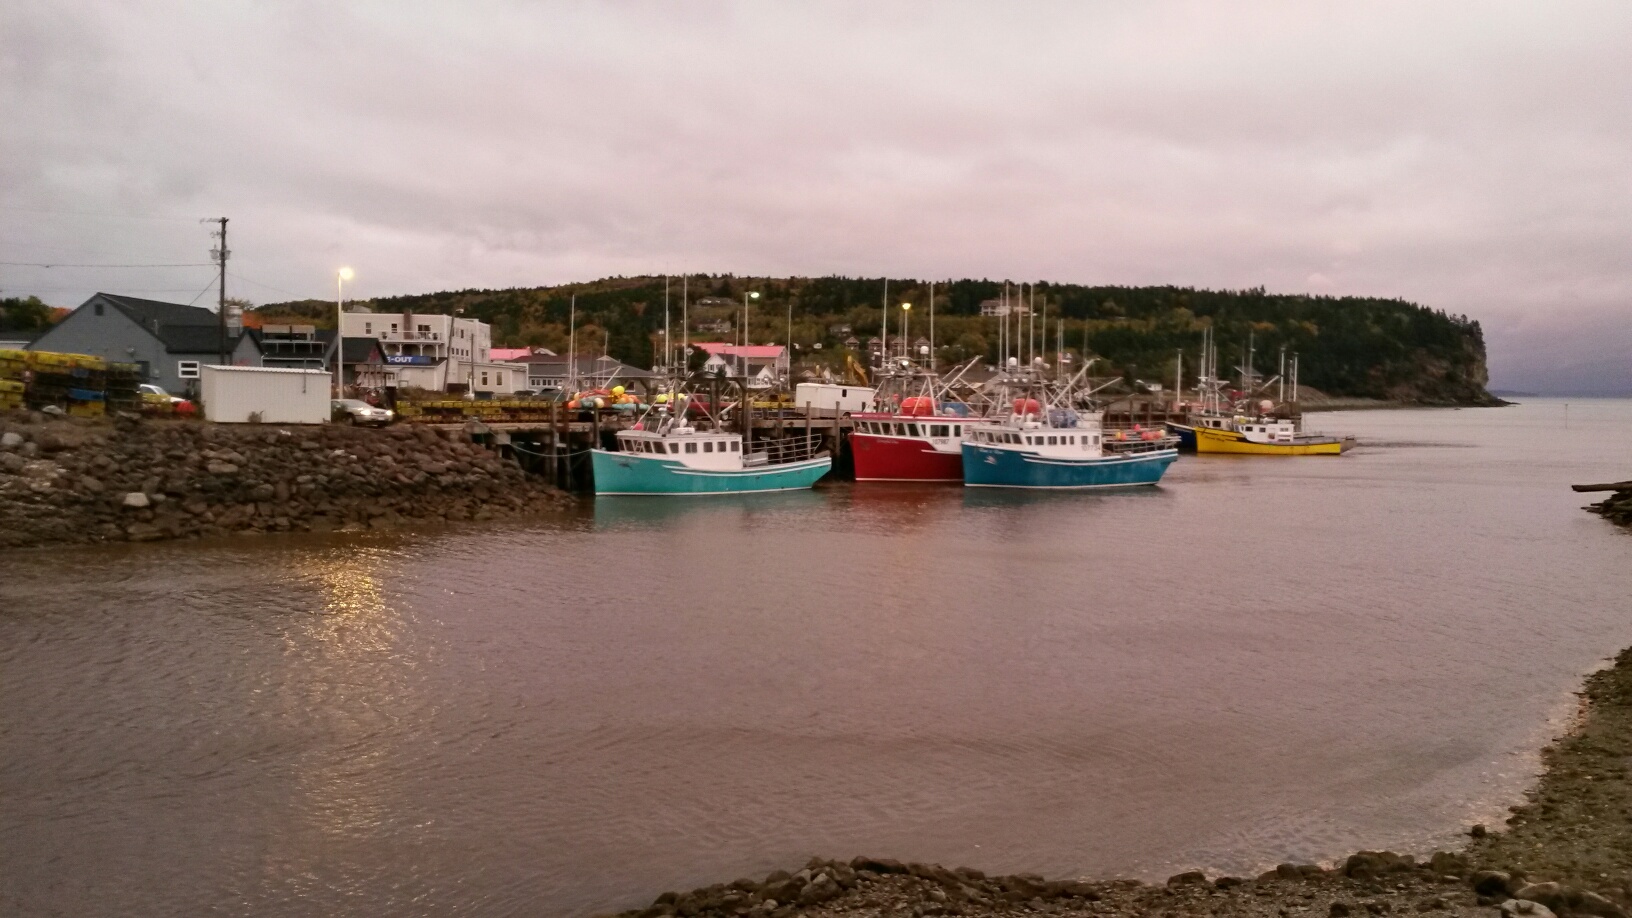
[928,280,934,372]
[1174,348,1183,412]
[1278,345,1286,406]
[663,275,671,372]
[567,293,577,393]
[681,276,688,381]
[1001,281,1009,372]
[881,277,889,376]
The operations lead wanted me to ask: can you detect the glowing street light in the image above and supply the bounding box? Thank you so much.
[336,267,354,395]
[741,289,761,363]
[900,301,912,363]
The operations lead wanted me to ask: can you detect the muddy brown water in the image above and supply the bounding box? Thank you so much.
[4,399,1631,917]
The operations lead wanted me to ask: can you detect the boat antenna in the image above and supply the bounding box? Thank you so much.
[928,279,935,371]
[663,275,671,372]
[568,293,577,393]
[681,275,689,384]
[881,277,889,375]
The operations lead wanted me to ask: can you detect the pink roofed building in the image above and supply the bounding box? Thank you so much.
[492,346,555,362]
[692,342,789,388]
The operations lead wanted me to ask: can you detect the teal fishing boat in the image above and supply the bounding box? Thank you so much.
[591,423,831,496]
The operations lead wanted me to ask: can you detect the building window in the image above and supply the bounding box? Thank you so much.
[481,372,489,385]
[94,302,104,316]
[364,322,372,334]
[177,361,201,379]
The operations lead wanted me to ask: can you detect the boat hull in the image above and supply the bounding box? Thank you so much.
[1166,422,1199,451]
[851,434,964,482]
[960,444,1178,489]
[591,450,832,495]
[1193,426,1347,455]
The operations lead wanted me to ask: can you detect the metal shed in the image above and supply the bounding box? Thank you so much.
[200,365,330,424]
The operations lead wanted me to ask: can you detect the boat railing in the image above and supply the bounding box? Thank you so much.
[752,435,828,466]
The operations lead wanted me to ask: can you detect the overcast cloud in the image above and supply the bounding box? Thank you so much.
[2,1,1628,392]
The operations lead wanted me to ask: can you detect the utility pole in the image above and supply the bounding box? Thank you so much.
[204,217,229,363]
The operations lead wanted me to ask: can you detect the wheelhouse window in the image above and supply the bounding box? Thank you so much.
[930,424,948,437]
[703,441,714,452]
[685,442,697,453]
[670,443,680,453]
[729,441,739,452]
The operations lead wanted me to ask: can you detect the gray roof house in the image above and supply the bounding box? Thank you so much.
[521,355,655,391]
[28,293,260,397]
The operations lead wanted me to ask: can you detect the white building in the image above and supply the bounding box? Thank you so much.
[339,310,524,395]
[694,343,789,389]
[978,298,1031,317]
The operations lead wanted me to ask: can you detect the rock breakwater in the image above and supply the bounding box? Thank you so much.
[0,413,574,549]
[1585,487,1632,527]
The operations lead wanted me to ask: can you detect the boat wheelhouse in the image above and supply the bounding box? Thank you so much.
[591,423,831,495]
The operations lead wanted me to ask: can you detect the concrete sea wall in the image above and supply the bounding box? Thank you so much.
[0,413,574,550]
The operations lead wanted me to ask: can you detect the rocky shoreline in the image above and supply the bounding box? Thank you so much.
[1585,487,1632,528]
[603,647,1632,918]
[0,413,574,550]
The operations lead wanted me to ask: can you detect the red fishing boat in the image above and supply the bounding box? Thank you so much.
[851,395,994,482]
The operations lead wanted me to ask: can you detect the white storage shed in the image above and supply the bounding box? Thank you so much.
[793,382,875,414]
[200,365,330,424]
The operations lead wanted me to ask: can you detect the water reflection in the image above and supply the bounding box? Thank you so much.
[591,489,830,530]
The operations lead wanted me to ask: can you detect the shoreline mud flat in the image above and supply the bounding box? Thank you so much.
[604,648,1632,918]
[0,412,573,550]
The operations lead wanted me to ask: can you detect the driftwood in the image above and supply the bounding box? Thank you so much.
[1571,480,1632,493]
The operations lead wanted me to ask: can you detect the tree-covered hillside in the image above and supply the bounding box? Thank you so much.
[260,276,1495,404]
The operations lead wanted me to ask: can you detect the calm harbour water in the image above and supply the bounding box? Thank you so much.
[3,399,1631,917]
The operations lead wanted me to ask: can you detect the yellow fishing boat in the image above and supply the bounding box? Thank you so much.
[1193,417,1353,455]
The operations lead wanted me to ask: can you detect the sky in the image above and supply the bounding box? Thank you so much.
[2,2,1628,394]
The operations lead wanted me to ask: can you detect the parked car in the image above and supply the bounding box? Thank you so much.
[331,399,394,426]
[138,383,187,405]
[138,383,196,414]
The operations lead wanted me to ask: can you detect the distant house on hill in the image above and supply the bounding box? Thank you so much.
[693,318,733,335]
[29,293,259,397]
[979,298,1030,317]
[828,322,852,335]
[693,342,788,389]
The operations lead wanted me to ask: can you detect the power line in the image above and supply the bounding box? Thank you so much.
[0,261,214,268]
[227,271,308,300]
[186,278,220,307]
[0,205,206,222]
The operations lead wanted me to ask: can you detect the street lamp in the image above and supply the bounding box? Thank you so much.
[336,267,354,395]
[900,301,912,364]
[742,290,760,375]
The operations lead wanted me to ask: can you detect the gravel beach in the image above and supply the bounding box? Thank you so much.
[608,646,1632,918]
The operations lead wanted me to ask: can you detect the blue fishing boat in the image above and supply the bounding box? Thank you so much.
[960,394,1177,489]
[591,423,831,496]
[962,422,1176,488]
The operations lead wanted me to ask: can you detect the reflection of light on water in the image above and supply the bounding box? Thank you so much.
[277,544,412,854]
[291,546,398,652]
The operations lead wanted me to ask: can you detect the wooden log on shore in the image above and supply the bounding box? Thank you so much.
[1571,480,1632,493]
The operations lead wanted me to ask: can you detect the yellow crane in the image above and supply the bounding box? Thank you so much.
[844,352,870,387]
